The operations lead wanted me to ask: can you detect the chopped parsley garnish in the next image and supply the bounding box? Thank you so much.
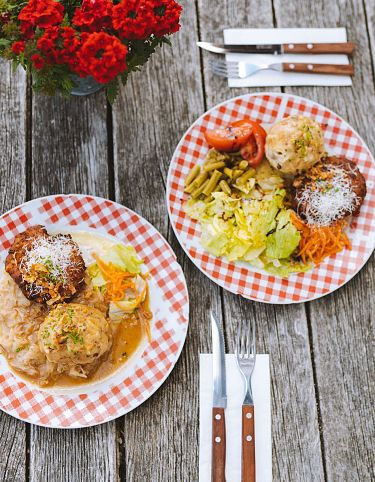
[15,344,29,353]
[66,331,84,345]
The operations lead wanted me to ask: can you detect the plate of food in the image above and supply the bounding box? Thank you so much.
[167,93,375,304]
[0,194,189,427]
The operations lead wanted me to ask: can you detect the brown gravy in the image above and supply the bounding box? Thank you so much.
[12,314,145,388]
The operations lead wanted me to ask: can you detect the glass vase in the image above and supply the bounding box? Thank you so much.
[70,75,104,96]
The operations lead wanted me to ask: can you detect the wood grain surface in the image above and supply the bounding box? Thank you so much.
[28,93,117,482]
[0,0,374,481]
[0,61,27,482]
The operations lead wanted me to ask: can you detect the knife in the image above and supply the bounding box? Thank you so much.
[197,41,355,55]
[211,311,227,482]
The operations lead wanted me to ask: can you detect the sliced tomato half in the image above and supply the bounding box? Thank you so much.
[204,125,253,152]
[232,119,267,167]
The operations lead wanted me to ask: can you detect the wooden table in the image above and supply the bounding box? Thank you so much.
[1,1,374,481]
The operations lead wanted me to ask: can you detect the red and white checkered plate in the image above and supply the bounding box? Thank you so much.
[0,194,189,428]
[167,93,375,304]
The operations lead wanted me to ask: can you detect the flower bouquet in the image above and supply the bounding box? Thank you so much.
[0,0,182,102]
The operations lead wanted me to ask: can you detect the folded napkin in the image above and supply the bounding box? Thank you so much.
[224,28,352,87]
[199,354,272,482]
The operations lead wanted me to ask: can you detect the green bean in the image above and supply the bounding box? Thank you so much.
[191,179,209,199]
[236,168,256,186]
[238,160,249,170]
[232,169,244,180]
[204,161,226,172]
[219,180,232,195]
[202,170,222,196]
[192,171,208,188]
[185,165,200,187]
[205,184,223,203]
[184,182,196,194]
[223,167,234,179]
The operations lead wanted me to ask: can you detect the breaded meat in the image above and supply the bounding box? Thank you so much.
[5,225,86,304]
[292,156,367,226]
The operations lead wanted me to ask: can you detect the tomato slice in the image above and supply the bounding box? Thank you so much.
[231,119,267,138]
[204,125,253,152]
[232,119,266,167]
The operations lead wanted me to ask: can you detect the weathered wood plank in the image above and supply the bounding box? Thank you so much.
[30,94,110,198]
[364,0,375,71]
[29,93,117,482]
[0,61,27,482]
[197,1,326,480]
[112,1,222,480]
[273,0,375,480]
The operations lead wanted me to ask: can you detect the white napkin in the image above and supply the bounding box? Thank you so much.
[224,28,352,87]
[199,354,272,482]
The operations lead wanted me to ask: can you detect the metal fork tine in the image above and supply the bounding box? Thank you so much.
[211,65,228,74]
[241,322,246,357]
[210,69,228,78]
[209,59,240,79]
[235,317,256,404]
[235,318,241,355]
[209,59,227,68]
[252,318,256,358]
[246,320,251,358]
[211,64,238,74]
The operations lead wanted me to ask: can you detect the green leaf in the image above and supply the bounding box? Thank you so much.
[106,77,119,105]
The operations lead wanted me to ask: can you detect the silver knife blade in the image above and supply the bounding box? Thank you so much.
[197,41,282,55]
[211,311,227,408]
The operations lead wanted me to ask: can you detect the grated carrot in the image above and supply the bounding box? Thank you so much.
[93,254,136,301]
[290,212,351,265]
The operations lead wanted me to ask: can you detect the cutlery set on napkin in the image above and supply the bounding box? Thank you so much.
[198,28,354,87]
[200,313,271,482]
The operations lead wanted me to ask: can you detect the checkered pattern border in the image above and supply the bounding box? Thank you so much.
[0,195,189,428]
[167,93,375,304]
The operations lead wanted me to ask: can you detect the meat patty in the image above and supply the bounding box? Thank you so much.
[292,156,367,226]
[5,225,86,304]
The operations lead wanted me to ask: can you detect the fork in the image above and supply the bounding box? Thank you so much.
[209,58,354,79]
[236,317,256,482]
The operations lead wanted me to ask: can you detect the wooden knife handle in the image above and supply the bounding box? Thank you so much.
[282,62,354,76]
[242,405,255,482]
[283,42,355,55]
[212,407,226,482]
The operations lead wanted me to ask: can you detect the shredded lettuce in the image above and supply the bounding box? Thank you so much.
[87,264,106,288]
[185,187,308,277]
[265,210,301,260]
[88,244,143,289]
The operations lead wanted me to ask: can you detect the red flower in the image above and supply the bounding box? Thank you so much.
[37,26,84,74]
[113,0,153,40]
[73,0,113,32]
[19,0,64,36]
[31,54,45,70]
[152,0,182,37]
[113,0,182,40]
[11,41,26,55]
[78,32,128,83]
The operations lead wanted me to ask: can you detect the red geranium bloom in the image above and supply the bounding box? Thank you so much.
[73,0,113,32]
[112,0,153,40]
[31,54,45,70]
[78,32,128,83]
[112,0,182,40]
[11,41,26,55]
[19,0,64,36]
[37,26,84,74]
[152,0,182,37]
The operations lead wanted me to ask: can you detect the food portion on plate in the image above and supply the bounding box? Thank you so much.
[184,115,367,277]
[0,225,152,387]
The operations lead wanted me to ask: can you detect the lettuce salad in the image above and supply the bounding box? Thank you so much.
[88,245,148,319]
[185,160,308,277]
